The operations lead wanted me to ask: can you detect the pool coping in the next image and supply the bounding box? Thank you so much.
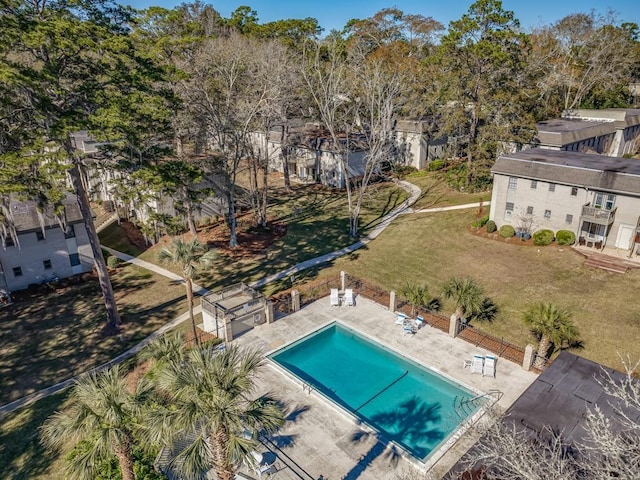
[265,319,497,472]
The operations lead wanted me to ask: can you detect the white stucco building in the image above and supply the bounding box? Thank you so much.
[0,196,94,293]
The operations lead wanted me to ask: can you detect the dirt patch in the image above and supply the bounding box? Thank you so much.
[468,226,539,247]
[120,221,149,251]
[156,215,289,259]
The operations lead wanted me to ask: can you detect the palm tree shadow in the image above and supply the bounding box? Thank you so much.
[342,397,446,480]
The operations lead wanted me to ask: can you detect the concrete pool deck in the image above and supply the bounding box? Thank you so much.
[234,295,538,480]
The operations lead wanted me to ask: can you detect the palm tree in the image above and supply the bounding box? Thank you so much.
[41,366,149,480]
[400,282,430,316]
[158,237,216,347]
[442,276,485,322]
[523,302,580,369]
[146,344,285,480]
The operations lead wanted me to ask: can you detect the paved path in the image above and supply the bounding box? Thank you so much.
[0,180,489,416]
[102,247,209,296]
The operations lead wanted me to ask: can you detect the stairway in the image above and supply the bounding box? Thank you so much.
[583,257,628,274]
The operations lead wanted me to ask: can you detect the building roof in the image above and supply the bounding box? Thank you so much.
[534,118,614,147]
[568,108,640,128]
[502,352,636,445]
[447,352,639,477]
[6,195,84,233]
[492,149,640,195]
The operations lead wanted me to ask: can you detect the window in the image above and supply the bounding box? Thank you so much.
[508,177,517,190]
[571,187,578,196]
[544,210,551,219]
[69,253,80,266]
[565,214,573,224]
[43,259,52,270]
[12,266,22,277]
[526,206,534,215]
[530,180,537,189]
[504,202,514,219]
[548,183,556,192]
[64,225,75,239]
[36,231,45,241]
[594,192,615,210]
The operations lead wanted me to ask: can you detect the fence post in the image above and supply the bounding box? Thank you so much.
[523,344,535,371]
[291,289,300,312]
[389,290,397,312]
[449,314,459,338]
[224,316,233,343]
[265,301,275,324]
[340,271,347,291]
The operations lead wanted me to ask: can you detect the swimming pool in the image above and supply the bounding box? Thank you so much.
[269,322,485,462]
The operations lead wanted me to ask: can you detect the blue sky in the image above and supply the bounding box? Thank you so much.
[123,0,639,33]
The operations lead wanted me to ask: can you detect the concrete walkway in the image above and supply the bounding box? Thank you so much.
[102,247,210,296]
[0,180,487,416]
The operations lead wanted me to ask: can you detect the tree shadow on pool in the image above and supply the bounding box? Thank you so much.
[342,396,445,480]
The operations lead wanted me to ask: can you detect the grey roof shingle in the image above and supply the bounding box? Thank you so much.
[7,195,84,233]
[492,149,640,195]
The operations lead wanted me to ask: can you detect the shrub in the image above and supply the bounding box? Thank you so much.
[471,215,489,228]
[556,230,576,246]
[486,220,497,233]
[499,225,515,238]
[107,255,120,268]
[533,229,555,246]
[428,159,445,171]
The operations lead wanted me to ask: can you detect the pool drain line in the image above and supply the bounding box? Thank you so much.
[354,370,408,412]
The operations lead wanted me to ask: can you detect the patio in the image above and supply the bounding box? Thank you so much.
[233,294,538,480]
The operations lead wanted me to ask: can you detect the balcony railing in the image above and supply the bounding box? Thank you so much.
[581,205,616,225]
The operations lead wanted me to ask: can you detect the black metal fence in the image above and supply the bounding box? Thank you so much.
[267,273,545,370]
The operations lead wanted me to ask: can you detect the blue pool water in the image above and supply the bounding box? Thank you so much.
[269,323,484,461]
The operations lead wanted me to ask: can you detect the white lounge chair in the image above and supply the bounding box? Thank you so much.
[483,354,497,378]
[330,288,340,307]
[470,354,484,375]
[344,288,355,306]
[395,312,408,325]
[415,315,425,329]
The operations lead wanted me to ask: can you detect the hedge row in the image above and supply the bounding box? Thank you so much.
[485,222,577,246]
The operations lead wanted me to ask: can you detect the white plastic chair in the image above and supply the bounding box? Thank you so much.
[343,288,355,306]
[330,288,340,307]
[483,354,497,378]
[470,354,484,375]
[395,312,408,325]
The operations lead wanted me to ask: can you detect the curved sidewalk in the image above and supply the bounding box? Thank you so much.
[0,181,489,416]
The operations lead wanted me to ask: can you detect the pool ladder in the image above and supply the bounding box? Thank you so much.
[453,390,502,419]
[302,381,314,394]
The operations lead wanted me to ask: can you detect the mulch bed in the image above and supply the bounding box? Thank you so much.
[468,225,538,247]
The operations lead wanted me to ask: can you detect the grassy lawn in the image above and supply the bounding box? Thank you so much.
[0,392,69,480]
[99,222,145,257]
[404,170,491,210]
[0,264,188,405]
[320,208,640,371]
[131,181,409,291]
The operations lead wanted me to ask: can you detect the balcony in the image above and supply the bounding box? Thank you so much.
[581,205,616,225]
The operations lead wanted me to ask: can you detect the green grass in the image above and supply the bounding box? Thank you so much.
[0,264,188,405]
[130,181,409,292]
[99,222,145,256]
[321,208,640,371]
[0,392,69,480]
[404,170,491,210]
